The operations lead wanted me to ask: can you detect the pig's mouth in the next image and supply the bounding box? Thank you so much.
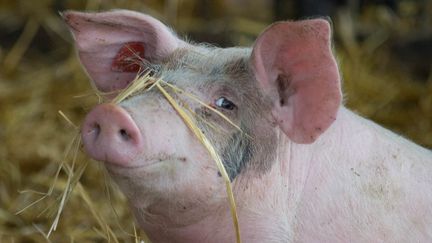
[104,153,187,170]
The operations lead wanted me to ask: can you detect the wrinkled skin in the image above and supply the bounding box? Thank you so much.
[65,10,432,242]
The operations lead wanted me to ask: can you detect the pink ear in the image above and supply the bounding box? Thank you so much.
[251,19,342,144]
[63,10,187,92]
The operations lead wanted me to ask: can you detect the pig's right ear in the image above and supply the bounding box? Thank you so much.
[250,19,342,144]
[62,10,186,93]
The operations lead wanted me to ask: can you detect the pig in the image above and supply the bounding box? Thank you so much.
[63,10,432,243]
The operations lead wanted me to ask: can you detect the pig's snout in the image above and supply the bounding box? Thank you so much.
[81,104,143,166]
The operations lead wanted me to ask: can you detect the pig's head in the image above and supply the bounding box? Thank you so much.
[64,10,340,229]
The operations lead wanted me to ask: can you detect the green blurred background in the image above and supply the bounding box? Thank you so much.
[0,0,431,242]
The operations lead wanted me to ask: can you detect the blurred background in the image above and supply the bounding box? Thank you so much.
[0,0,431,242]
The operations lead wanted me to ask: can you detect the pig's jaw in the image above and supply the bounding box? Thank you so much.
[126,158,299,243]
[105,154,232,223]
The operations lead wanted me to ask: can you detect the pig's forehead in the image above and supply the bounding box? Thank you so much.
[160,46,252,86]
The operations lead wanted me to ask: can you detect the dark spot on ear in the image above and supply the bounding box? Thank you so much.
[217,171,222,177]
[277,74,296,107]
[112,42,145,72]
[315,127,322,131]
[277,74,290,91]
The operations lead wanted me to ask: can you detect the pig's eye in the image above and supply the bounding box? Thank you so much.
[215,97,236,110]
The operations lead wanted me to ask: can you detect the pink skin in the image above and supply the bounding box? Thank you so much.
[81,104,143,166]
[65,10,432,243]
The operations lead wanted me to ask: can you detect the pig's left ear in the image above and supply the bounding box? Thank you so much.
[250,19,342,144]
[62,10,187,93]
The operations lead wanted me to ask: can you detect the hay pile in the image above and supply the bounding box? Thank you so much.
[0,0,430,242]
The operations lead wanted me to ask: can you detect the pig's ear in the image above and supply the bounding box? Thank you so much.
[62,10,186,92]
[250,19,341,144]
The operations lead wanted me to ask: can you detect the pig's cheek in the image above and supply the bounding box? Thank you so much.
[129,109,211,172]
[120,98,221,178]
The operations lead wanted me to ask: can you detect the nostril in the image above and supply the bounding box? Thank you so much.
[119,128,131,141]
[84,122,101,140]
[92,123,101,138]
